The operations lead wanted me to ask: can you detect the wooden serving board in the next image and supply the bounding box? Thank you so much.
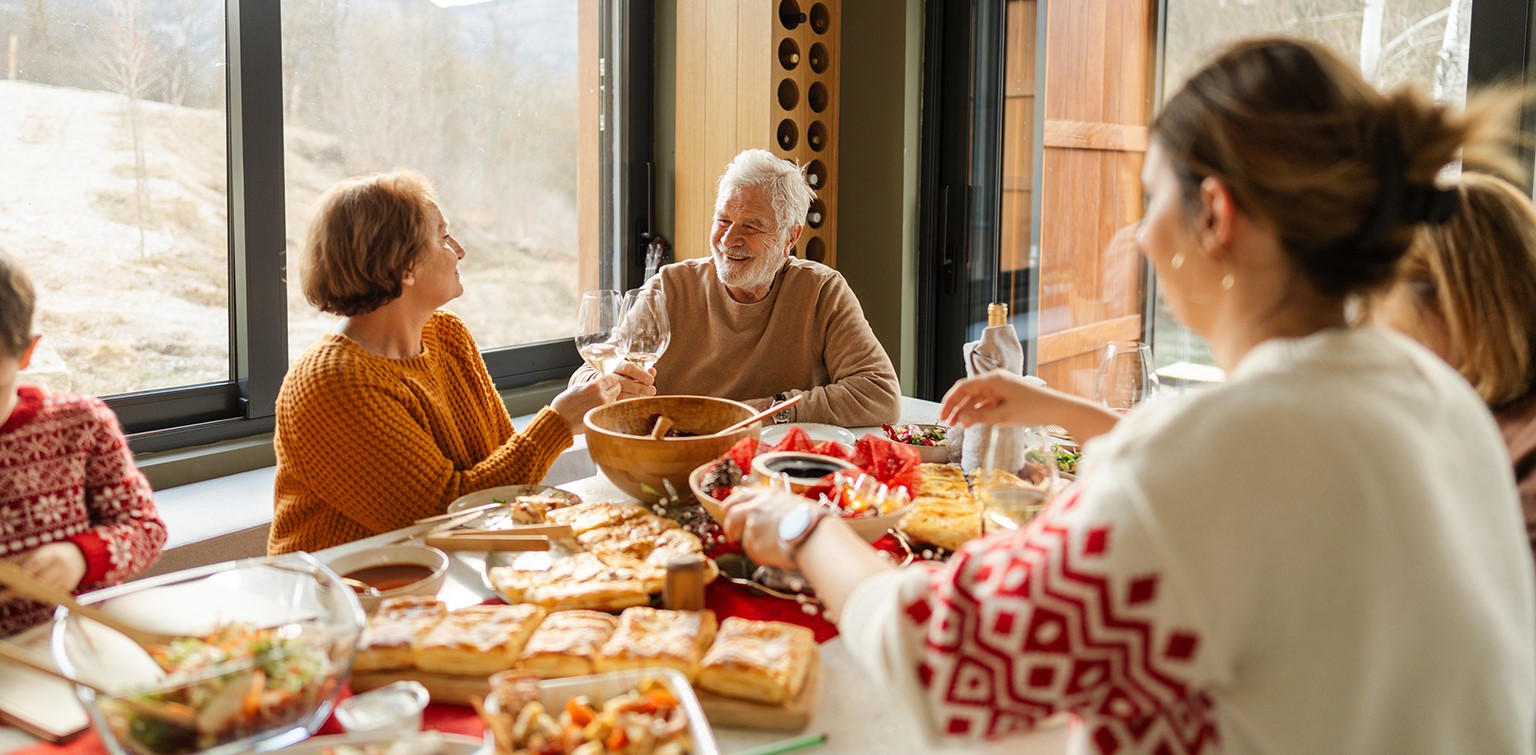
[351,647,821,732]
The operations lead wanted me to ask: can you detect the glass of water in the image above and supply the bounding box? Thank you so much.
[976,424,1058,534]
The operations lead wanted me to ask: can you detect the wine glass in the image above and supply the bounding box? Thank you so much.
[618,289,670,371]
[574,289,625,373]
[976,424,1057,534]
[1094,340,1159,413]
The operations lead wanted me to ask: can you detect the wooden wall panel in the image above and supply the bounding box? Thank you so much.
[577,0,600,292]
[675,1,841,266]
[999,0,1036,312]
[1033,0,1155,398]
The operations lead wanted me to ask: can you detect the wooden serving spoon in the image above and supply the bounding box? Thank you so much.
[0,562,175,647]
[650,415,675,439]
[717,394,804,436]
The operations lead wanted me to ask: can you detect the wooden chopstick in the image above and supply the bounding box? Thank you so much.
[439,524,574,539]
[413,501,501,525]
[424,534,551,552]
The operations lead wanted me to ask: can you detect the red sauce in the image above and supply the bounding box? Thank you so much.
[344,563,434,592]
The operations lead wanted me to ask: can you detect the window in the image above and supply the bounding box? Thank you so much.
[0,0,230,397]
[280,0,601,358]
[1154,0,1475,377]
[1,0,646,453]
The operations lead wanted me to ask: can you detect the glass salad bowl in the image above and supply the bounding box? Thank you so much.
[50,552,365,755]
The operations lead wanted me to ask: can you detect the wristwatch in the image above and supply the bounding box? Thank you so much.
[777,504,829,564]
[772,392,793,424]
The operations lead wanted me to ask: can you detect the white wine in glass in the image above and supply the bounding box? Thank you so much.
[575,290,625,373]
[619,289,670,371]
[977,424,1057,534]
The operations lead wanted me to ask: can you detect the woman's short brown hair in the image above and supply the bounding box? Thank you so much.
[301,171,439,316]
[0,250,36,359]
[1151,36,1520,299]
[1394,173,1536,409]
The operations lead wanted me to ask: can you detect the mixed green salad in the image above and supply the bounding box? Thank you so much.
[882,423,948,447]
[105,624,336,754]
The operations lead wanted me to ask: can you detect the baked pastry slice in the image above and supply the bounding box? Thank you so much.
[577,511,679,551]
[547,501,647,535]
[916,463,970,499]
[898,495,983,553]
[491,552,651,612]
[596,607,718,681]
[354,596,447,672]
[412,603,547,676]
[517,609,620,678]
[697,617,816,705]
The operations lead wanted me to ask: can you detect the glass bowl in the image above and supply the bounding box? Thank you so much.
[50,552,366,755]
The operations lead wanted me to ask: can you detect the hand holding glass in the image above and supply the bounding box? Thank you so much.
[618,289,670,371]
[575,289,625,373]
[1094,340,1158,413]
[976,424,1057,534]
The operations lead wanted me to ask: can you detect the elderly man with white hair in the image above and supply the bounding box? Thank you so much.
[571,149,901,427]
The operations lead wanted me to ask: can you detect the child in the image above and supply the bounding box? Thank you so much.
[0,251,166,635]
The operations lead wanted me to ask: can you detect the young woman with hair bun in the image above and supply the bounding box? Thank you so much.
[723,37,1534,752]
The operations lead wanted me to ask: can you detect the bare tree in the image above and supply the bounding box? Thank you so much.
[93,0,162,258]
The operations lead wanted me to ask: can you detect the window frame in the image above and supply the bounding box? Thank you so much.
[116,0,653,454]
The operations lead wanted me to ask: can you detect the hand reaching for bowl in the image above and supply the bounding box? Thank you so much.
[721,487,812,570]
[0,542,87,602]
[610,361,657,399]
[552,373,622,433]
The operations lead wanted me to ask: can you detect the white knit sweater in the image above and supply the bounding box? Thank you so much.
[841,327,1535,753]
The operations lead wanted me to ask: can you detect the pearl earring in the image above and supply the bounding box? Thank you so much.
[1171,252,1185,270]
[1221,272,1235,290]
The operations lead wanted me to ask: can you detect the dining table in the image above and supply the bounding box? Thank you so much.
[0,397,1068,755]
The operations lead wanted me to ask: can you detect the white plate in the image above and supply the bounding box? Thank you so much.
[445,485,582,515]
[483,668,718,755]
[759,422,857,447]
[275,731,487,754]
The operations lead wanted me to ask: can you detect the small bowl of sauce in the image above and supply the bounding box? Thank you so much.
[750,451,859,496]
[322,544,450,613]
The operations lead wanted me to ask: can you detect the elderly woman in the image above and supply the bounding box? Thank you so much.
[1373,171,1536,565]
[269,171,619,554]
[724,38,1534,751]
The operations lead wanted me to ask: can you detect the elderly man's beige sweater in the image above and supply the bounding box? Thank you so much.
[575,257,901,427]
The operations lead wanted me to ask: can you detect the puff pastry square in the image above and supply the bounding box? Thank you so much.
[596,607,717,681]
[898,495,982,552]
[697,618,816,705]
[578,513,679,551]
[517,610,620,678]
[916,463,970,499]
[547,501,647,535]
[412,603,547,676]
[489,552,651,612]
[354,596,447,672]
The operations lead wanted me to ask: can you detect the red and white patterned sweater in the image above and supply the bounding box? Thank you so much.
[0,385,166,636]
[840,328,1535,754]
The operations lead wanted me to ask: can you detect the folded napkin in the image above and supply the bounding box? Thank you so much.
[955,321,1024,471]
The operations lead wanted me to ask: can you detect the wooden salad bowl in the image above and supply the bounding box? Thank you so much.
[583,395,762,504]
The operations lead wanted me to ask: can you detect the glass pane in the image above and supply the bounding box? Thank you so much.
[280,0,599,360]
[0,1,230,397]
[1157,0,1474,382]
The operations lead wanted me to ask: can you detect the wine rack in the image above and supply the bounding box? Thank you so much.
[675,0,842,267]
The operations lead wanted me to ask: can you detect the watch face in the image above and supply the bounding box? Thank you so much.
[777,506,813,544]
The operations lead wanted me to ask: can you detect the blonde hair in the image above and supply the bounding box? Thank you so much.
[301,171,439,317]
[1393,173,1536,409]
[0,250,35,358]
[1151,36,1521,299]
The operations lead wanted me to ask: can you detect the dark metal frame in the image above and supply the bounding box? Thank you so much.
[1468,0,1536,190]
[119,0,653,452]
[915,0,1009,400]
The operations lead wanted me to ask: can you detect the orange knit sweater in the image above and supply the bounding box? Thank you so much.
[269,311,573,554]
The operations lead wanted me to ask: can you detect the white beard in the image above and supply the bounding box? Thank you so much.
[712,244,784,294]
